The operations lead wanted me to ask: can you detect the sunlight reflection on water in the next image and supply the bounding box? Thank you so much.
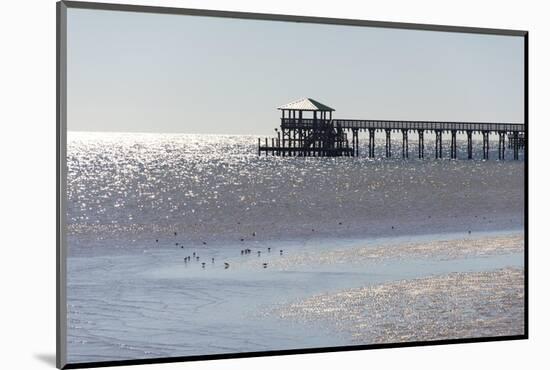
[67,132,524,253]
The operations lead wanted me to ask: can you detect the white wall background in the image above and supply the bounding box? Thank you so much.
[0,0,547,369]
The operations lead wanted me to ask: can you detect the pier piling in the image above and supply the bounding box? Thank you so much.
[385,129,391,158]
[513,132,519,160]
[498,131,506,160]
[402,129,408,159]
[467,131,473,160]
[435,130,442,159]
[482,131,490,160]
[418,130,424,159]
[369,128,375,158]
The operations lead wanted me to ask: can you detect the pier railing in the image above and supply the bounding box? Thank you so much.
[281,118,524,133]
[261,117,525,159]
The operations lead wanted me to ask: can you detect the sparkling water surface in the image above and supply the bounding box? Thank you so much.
[67,132,523,254]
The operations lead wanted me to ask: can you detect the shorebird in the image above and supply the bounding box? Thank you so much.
[212,258,215,263]
[201,262,206,268]
[196,256,200,261]
[280,250,283,255]
[268,247,271,252]
[174,232,177,236]
[252,232,256,237]
[193,252,196,257]
[224,262,230,269]
[263,263,268,268]
[240,238,244,242]
[241,250,244,255]
[257,251,261,256]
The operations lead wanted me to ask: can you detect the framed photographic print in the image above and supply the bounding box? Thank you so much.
[57,1,527,368]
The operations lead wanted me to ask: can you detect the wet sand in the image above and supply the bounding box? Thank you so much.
[258,234,524,270]
[67,231,524,363]
[272,267,524,343]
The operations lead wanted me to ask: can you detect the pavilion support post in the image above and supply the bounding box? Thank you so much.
[298,129,306,157]
[283,129,287,157]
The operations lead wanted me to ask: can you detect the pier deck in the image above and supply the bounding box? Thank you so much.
[258,98,525,160]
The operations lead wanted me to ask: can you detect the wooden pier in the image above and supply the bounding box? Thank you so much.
[258,98,526,160]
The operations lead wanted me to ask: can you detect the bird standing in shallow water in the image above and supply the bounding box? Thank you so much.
[224,262,230,269]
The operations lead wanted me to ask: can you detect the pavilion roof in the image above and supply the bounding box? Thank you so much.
[277,98,335,111]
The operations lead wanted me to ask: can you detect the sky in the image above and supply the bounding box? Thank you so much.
[67,8,524,135]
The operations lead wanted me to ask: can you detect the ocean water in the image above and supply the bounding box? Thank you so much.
[67,132,524,255]
[66,132,525,363]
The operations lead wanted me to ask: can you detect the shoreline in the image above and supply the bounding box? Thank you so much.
[67,223,524,258]
[67,229,525,362]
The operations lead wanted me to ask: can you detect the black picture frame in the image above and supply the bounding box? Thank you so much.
[56,1,528,368]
